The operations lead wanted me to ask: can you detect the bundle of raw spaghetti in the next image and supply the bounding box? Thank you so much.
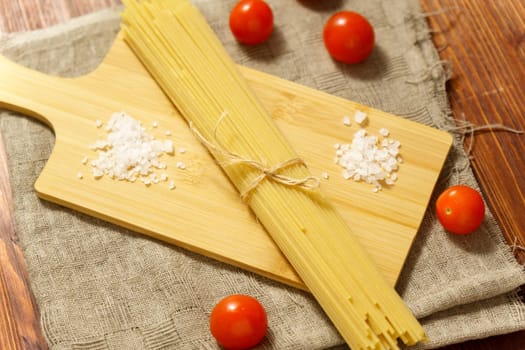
[120,1,426,348]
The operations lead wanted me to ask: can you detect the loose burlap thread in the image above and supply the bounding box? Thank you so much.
[1,1,524,349]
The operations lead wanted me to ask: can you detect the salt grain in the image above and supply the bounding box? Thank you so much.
[354,110,368,125]
[163,140,174,154]
[342,116,351,126]
[379,128,390,137]
[151,174,160,184]
[92,168,104,179]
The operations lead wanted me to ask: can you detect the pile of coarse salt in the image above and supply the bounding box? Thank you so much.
[85,111,176,187]
[334,110,402,192]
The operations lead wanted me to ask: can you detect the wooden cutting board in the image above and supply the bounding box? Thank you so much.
[0,33,452,290]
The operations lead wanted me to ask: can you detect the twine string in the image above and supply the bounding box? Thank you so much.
[189,114,320,201]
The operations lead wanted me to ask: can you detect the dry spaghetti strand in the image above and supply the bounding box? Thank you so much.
[121,1,427,348]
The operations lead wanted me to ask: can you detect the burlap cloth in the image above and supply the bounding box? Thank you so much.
[1,1,524,349]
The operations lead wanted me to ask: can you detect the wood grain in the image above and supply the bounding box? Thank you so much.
[420,0,525,265]
[0,0,122,32]
[0,131,47,350]
[0,0,523,350]
[419,1,525,348]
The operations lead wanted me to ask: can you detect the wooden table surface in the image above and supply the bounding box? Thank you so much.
[0,1,523,349]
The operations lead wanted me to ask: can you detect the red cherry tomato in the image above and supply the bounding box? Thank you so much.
[436,185,485,235]
[209,294,268,350]
[229,0,273,45]
[323,11,375,64]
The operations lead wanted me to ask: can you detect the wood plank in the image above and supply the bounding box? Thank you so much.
[0,0,122,32]
[420,0,525,349]
[420,0,525,264]
[0,131,48,350]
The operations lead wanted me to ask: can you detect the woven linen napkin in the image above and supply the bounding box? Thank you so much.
[1,1,524,349]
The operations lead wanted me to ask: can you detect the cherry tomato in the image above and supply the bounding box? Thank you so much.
[229,0,273,45]
[323,11,375,64]
[209,294,268,350]
[436,185,485,235]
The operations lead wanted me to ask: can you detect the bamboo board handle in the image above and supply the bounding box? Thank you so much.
[0,54,65,128]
